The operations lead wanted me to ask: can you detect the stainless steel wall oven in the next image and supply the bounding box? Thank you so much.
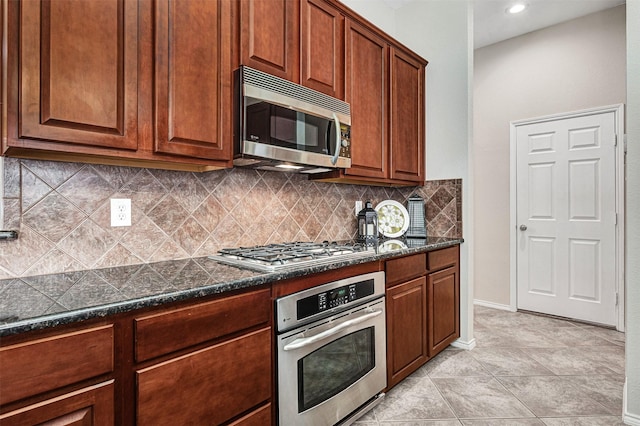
[276,271,386,425]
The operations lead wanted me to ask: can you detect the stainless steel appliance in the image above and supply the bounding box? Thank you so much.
[406,195,427,238]
[210,241,372,273]
[276,271,386,426]
[234,66,351,173]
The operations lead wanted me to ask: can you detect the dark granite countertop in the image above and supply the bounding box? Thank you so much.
[0,237,463,337]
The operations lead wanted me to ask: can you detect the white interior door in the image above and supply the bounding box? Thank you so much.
[515,110,618,326]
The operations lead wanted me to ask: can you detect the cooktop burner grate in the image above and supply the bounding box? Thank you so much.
[211,241,372,272]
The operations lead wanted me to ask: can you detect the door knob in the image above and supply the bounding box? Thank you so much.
[519,225,528,231]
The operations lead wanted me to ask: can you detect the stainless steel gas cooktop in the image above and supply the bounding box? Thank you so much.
[209,241,373,272]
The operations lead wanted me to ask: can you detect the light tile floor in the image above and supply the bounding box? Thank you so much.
[355,305,626,426]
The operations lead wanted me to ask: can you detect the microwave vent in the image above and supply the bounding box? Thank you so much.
[241,66,350,117]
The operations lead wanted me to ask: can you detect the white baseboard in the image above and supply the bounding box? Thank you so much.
[625,412,640,425]
[624,379,640,425]
[451,337,476,351]
[474,299,516,312]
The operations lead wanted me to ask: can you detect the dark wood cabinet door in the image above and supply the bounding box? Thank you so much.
[240,0,299,82]
[136,328,271,426]
[428,266,460,356]
[153,0,232,161]
[386,276,428,389]
[345,19,388,179]
[17,0,138,150]
[300,0,344,99]
[390,47,425,184]
[0,381,114,426]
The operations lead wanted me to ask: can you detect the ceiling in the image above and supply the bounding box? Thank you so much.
[474,0,625,48]
[382,0,625,49]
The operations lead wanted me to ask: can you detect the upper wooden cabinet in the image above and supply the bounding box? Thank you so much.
[300,0,345,99]
[2,0,424,177]
[390,46,425,183]
[2,0,233,171]
[344,19,388,180]
[312,16,427,186]
[240,0,299,82]
[17,0,139,150]
[239,0,345,99]
[153,0,233,160]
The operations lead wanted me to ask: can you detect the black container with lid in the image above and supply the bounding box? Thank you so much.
[357,200,378,246]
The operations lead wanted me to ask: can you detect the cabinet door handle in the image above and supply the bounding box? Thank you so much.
[519,225,528,231]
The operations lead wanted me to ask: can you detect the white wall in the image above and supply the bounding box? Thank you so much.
[341,0,475,347]
[0,158,4,228]
[473,6,626,306]
[625,0,640,422]
[338,0,396,35]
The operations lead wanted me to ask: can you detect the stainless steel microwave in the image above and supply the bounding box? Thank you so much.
[234,66,351,173]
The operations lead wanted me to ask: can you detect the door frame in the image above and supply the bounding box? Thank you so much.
[509,104,625,331]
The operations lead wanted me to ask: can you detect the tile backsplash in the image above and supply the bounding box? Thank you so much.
[0,158,461,278]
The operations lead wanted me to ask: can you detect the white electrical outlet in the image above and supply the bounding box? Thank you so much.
[110,199,131,227]
[355,200,363,216]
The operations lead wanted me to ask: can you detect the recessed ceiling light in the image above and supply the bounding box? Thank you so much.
[507,3,527,14]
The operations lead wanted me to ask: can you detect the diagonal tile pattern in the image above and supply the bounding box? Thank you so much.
[355,306,626,425]
[0,158,462,278]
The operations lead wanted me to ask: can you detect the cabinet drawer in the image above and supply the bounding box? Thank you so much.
[427,246,459,271]
[135,288,270,362]
[136,328,271,425]
[0,325,114,406]
[385,253,426,287]
[0,381,114,425]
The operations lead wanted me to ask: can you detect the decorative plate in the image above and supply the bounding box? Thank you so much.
[375,200,410,238]
[379,239,408,253]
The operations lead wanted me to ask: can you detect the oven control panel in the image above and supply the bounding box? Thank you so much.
[318,284,358,310]
[297,279,374,321]
[275,271,385,333]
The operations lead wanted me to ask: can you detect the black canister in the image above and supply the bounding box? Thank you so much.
[357,200,378,246]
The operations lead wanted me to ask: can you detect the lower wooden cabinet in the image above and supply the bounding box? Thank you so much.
[228,403,271,426]
[428,265,460,355]
[0,325,114,407]
[0,381,114,426]
[385,246,460,390]
[136,328,271,425]
[0,287,272,425]
[386,276,428,389]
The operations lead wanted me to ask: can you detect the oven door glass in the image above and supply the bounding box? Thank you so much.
[298,327,375,412]
[245,101,337,156]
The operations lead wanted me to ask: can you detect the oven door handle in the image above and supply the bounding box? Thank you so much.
[283,309,383,351]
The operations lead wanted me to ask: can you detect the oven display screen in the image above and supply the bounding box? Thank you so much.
[297,327,375,412]
[296,279,375,321]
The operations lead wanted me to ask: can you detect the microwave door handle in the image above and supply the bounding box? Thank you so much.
[330,112,341,165]
[283,308,382,351]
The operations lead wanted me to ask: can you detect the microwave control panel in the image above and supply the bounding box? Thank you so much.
[340,124,351,159]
